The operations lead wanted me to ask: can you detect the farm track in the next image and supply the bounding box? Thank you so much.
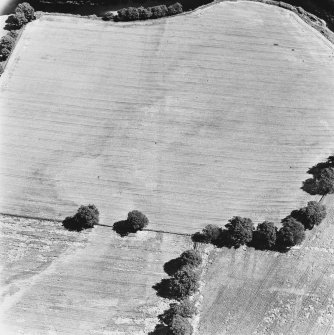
[1,2,334,234]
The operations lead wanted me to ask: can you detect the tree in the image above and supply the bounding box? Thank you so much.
[179,249,202,268]
[0,35,15,52]
[62,204,99,231]
[150,5,169,19]
[102,11,114,21]
[253,221,277,250]
[225,216,254,247]
[290,201,327,230]
[8,31,18,39]
[302,156,334,196]
[10,12,28,29]
[276,216,305,249]
[158,299,197,326]
[126,7,140,21]
[15,2,35,22]
[156,267,200,300]
[0,48,11,60]
[168,267,200,300]
[127,210,149,232]
[170,315,193,335]
[75,204,99,228]
[168,3,183,16]
[117,8,128,21]
[199,224,221,243]
[138,7,152,20]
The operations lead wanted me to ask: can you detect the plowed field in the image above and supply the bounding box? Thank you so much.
[1,2,334,233]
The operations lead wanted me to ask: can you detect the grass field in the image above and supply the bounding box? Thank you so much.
[1,2,334,233]
[197,194,334,335]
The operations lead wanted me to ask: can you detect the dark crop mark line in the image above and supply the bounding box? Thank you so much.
[0,212,191,236]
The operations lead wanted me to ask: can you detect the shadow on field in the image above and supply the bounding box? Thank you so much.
[148,323,170,335]
[152,278,173,299]
[163,257,183,276]
[112,220,131,237]
[192,229,289,253]
[62,216,83,232]
[4,15,20,31]
[191,229,234,249]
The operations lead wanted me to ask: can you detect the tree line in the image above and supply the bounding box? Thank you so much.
[193,155,334,251]
[0,2,35,75]
[103,3,183,22]
[151,249,203,335]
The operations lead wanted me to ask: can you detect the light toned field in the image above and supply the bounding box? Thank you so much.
[0,215,192,334]
[198,194,334,335]
[1,2,334,233]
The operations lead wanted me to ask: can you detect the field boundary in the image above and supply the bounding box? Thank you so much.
[0,212,192,236]
[0,23,26,73]
[33,0,334,45]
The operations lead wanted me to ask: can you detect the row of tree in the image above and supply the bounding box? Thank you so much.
[193,203,326,251]
[5,2,35,30]
[62,205,149,234]
[193,155,334,251]
[151,249,203,335]
[0,31,18,62]
[113,3,183,22]
[0,2,35,72]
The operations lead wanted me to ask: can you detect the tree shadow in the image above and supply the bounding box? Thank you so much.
[148,323,170,335]
[163,257,183,276]
[248,231,289,253]
[191,232,208,243]
[4,15,20,31]
[212,229,234,249]
[247,231,266,250]
[62,216,83,232]
[301,177,318,195]
[112,220,132,237]
[153,279,172,299]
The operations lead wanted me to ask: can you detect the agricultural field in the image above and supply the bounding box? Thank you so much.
[1,2,334,233]
[197,194,334,335]
[0,214,192,334]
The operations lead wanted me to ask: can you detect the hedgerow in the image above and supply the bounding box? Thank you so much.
[153,247,202,334]
[191,156,331,252]
[115,2,182,22]
[0,34,16,61]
